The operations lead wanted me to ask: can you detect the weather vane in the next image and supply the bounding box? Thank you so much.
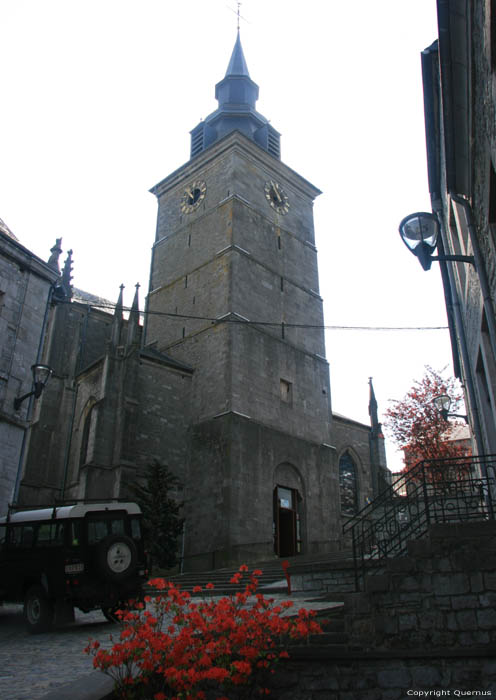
[227,2,248,31]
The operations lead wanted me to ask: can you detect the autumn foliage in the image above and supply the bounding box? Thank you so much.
[85,566,322,699]
[384,366,471,474]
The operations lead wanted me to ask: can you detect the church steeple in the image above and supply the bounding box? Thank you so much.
[215,31,259,112]
[190,32,280,159]
[225,30,250,77]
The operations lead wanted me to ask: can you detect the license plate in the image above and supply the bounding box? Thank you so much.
[65,563,85,574]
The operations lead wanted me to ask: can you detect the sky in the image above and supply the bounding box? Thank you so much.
[0,0,455,471]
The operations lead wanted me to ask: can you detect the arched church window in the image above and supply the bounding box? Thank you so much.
[80,403,98,467]
[339,451,358,517]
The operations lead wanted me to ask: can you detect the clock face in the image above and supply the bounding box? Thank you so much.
[264,180,289,214]
[180,180,207,214]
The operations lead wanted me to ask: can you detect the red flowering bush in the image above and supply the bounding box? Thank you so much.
[85,565,322,699]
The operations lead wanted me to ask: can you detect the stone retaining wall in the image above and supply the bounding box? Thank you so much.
[345,522,496,650]
[290,559,358,594]
[266,649,496,699]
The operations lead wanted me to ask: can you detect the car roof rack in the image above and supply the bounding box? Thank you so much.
[6,498,132,522]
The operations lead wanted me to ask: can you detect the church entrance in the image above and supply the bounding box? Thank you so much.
[273,485,301,557]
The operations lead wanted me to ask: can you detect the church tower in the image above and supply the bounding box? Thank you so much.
[145,32,339,569]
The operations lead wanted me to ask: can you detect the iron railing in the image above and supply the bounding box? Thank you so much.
[343,454,496,590]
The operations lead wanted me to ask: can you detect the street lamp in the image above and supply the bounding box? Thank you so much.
[14,364,53,411]
[432,394,469,424]
[399,212,474,270]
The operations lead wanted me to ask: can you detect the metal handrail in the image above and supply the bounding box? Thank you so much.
[344,454,496,590]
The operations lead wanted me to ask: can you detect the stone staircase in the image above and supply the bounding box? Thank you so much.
[157,549,356,596]
[147,551,360,653]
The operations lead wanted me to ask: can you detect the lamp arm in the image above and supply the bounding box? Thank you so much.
[13,390,36,412]
[431,254,475,265]
[448,412,469,424]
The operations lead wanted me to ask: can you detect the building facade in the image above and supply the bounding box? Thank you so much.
[0,222,60,509]
[12,33,390,569]
[420,0,496,458]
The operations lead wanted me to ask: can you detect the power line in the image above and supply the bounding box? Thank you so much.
[65,299,448,332]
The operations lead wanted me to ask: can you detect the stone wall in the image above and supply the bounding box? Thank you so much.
[182,412,339,571]
[289,559,357,595]
[264,650,496,699]
[345,521,496,651]
[0,232,58,512]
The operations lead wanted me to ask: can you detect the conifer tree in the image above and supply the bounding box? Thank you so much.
[132,461,184,570]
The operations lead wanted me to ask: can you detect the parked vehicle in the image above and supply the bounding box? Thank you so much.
[0,501,147,633]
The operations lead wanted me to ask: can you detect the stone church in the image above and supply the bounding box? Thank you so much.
[16,33,390,570]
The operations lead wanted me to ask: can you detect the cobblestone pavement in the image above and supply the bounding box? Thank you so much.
[0,603,115,700]
[0,593,341,700]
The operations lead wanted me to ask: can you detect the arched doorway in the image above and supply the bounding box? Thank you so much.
[273,485,301,556]
[273,463,304,557]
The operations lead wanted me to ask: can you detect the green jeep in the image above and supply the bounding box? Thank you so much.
[0,501,147,633]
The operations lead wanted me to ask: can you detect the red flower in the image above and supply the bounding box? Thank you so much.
[84,565,322,699]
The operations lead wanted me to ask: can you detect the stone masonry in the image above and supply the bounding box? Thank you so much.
[345,521,496,650]
[0,228,59,511]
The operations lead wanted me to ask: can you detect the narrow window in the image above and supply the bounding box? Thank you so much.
[280,379,292,404]
[188,234,191,247]
[184,275,188,288]
[280,276,284,291]
[278,236,282,250]
[339,452,358,517]
[182,327,186,338]
[80,404,98,467]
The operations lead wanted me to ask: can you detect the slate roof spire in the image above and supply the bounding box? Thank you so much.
[111,284,124,347]
[225,29,250,78]
[189,31,281,159]
[368,377,379,429]
[127,283,141,348]
[61,249,74,300]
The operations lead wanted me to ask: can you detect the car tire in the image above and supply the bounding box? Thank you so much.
[101,605,122,623]
[24,584,54,634]
[97,534,138,582]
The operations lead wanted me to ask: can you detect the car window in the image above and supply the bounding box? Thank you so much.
[8,525,36,548]
[0,525,6,547]
[86,517,125,544]
[37,522,65,547]
[130,518,141,540]
[110,518,125,536]
[71,521,83,546]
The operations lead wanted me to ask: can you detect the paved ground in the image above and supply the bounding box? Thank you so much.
[0,591,341,700]
[0,603,114,700]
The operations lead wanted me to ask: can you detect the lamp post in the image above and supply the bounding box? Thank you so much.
[13,364,53,411]
[432,394,469,424]
[398,212,474,270]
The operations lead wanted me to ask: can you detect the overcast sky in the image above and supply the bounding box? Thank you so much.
[0,0,455,471]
